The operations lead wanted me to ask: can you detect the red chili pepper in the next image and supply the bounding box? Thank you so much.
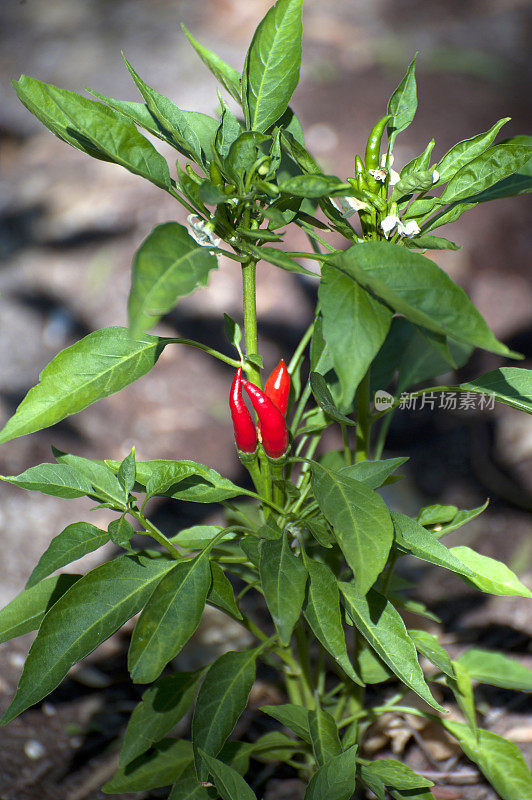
[229,368,258,454]
[264,359,290,416]
[241,379,289,460]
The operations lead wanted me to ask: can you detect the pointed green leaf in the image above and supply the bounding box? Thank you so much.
[0,574,80,644]
[329,242,517,358]
[311,463,394,595]
[0,327,168,444]
[2,553,174,723]
[457,648,532,692]
[260,702,311,743]
[13,75,170,188]
[399,139,435,180]
[438,141,532,204]
[170,525,233,550]
[169,765,211,800]
[182,25,242,104]
[120,670,204,766]
[103,738,193,793]
[192,648,257,778]
[208,562,242,620]
[305,745,358,800]
[433,500,489,537]
[1,463,94,500]
[242,0,304,133]
[449,546,532,598]
[248,244,317,276]
[259,533,307,645]
[310,372,357,426]
[129,554,211,683]
[26,522,109,588]
[434,118,510,183]
[308,707,342,766]
[458,367,532,414]
[407,235,461,251]
[340,584,444,712]
[408,629,454,678]
[391,511,474,577]
[278,174,351,197]
[340,457,409,490]
[53,448,127,508]
[117,448,136,497]
[108,516,135,550]
[128,222,218,337]
[199,750,257,800]
[360,760,433,790]
[442,720,532,800]
[387,56,417,149]
[303,557,363,685]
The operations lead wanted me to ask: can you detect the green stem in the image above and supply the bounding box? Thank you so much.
[167,337,240,368]
[287,321,314,375]
[294,624,316,709]
[341,424,352,465]
[291,380,312,436]
[355,369,371,462]
[242,257,261,387]
[129,509,181,560]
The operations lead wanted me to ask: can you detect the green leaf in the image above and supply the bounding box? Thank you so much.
[260,703,311,743]
[448,659,477,734]
[198,750,257,800]
[408,629,454,678]
[192,648,257,778]
[406,235,461,251]
[242,0,304,133]
[310,372,357,426]
[458,367,532,414]
[107,459,243,503]
[259,533,307,645]
[308,707,342,766]
[117,447,136,497]
[416,505,458,526]
[356,644,393,685]
[122,57,217,166]
[169,765,211,800]
[2,553,174,723]
[320,264,392,406]
[329,242,517,358]
[421,200,478,234]
[438,141,532,204]
[1,463,94,500]
[311,463,394,595]
[215,103,244,159]
[360,760,433,790]
[340,584,444,712]
[0,574,80,644]
[303,557,363,685]
[208,562,242,620]
[103,738,193,793]
[442,720,532,800]
[128,554,211,683]
[128,222,218,337]
[387,56,417,149]
[391,168,435,200]
[391,511,474,578]
[26,522,109,588]
[434,117,510,183]
[340,457,409,490]
[432,500,489,537]
[12,75,170,189]
[248,244,317,276]
[250,730,303,762]
[278,174,351,197]
[108,516,135,551]
[399,139,435,180]
[120,670,204,766]
[85,91,166,140]
[0,327,168,444]
[170,525,233,550]
[305,745,358,800]
[457,648,532,692]
[182,25,242,104]
[53,448,127,508]
[449,546,532,598]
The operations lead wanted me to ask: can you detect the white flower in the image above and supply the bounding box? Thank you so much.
[368,168,387,183]
[380,154,395,168]
[432,169,440,183]
[388,169,401,186]
[331,196,368,217]
[381,214,401,238]
[187,214,220,248]
[400,219,421,237]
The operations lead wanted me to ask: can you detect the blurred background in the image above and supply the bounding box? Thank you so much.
[0,1,531,798]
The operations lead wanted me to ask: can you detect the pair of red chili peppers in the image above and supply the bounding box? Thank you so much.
[230,360,290,459]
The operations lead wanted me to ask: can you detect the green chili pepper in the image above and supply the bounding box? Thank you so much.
[346,179,387,212]
[364,114,393,171]
[209,161,225,188]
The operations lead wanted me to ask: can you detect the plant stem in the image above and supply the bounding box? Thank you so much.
[129,509,181,560]
[341,423,352,465]
[287,321,314,375]
[167,337,240,368]
[355,368,371,462]
[241,257,261,387]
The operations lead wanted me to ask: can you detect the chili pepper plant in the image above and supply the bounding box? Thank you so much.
[2,1,532,798]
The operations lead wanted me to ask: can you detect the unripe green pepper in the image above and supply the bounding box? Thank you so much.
[364,114,392,192]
